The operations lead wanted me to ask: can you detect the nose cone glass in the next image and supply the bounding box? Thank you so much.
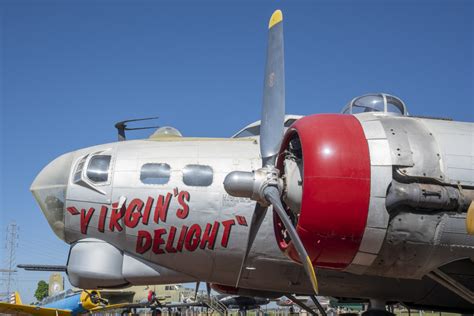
[31,152,74,241]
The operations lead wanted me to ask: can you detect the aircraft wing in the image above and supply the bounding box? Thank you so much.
[0,302,71,316]
[90,302,151,312]
[162,302,203,308]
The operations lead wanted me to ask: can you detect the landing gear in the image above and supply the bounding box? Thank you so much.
[151,308,162,316]
[361,299,394,316]
[238,309,248,316]
[121,309,131,316]
[121,308,139,316]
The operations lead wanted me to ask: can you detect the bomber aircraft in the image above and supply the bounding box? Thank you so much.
[30,9,474,315]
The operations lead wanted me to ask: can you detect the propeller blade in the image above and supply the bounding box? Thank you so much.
[264,186,319,294]
[260,9,285,166]
[235,203,268,287]
[84,290,108,306]
[467,201,474,235]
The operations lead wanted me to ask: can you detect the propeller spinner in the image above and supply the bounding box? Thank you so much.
[223,10,318,294]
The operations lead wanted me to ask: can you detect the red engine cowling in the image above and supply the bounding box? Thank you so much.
[275,114,371,269]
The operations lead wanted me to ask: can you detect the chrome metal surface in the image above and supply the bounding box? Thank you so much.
[260,18,285,165]
[67,238,128,288]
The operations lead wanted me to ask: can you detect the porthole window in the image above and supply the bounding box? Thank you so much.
[86,155,111,183]
[183,165,213,187]
[141,163,171,185]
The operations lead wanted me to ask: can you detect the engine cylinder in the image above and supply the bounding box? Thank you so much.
[276,114,371,269]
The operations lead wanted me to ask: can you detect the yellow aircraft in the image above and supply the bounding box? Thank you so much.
[0,290,132,316]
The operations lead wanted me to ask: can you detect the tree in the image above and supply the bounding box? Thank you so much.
[34,280,49,302]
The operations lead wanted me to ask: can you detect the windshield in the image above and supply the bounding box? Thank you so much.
[233,119,297,138]
[234,125,260,138]
[342,93,407,115]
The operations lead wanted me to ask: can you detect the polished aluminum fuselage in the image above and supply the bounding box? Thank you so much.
[63,137,308,290]
[31,114,474,310]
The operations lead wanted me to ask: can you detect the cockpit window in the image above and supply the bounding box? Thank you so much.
[73,155,88,183]
[349,95,385,114]
[386,95,406,114]
[233,119,298,138]
[86,155,111,183]
[183,164,213,187]
[141,163,171,185]
[234,125,260,138]
[284,119,297,127]
[342,93,407,116]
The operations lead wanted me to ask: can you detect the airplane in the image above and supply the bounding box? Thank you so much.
[277,295,329,309]
[0,272,158,316]
[29,9,474,315]
[216,295,269,310]
[162,293,270,315]
[276,295,368,315]
[0,289,131,316]
[17,265,227,313]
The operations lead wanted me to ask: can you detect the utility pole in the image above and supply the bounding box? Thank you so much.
[1,222,19,301]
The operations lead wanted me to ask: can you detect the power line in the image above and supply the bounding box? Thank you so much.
[2,222,19,300]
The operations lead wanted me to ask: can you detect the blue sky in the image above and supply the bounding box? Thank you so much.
[1,0,473,303]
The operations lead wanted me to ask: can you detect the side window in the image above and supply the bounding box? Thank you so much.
[73,155,88,183]
[234,125,260,138]
[141,163,171,185]
[284,119,297,127]
[86,155,111,183]
[183,165,213,187]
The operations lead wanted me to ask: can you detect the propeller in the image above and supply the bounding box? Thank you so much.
[114,116,160,141]
[467,201,474,235]
[223,10,318,294]
[83,290,108,306]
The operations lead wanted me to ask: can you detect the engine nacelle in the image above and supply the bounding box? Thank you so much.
[276,114,371,269]
[276,111,474,277]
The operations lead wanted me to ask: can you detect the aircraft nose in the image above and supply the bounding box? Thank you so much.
[31,152,75,241]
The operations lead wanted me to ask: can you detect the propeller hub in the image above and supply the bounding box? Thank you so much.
[223,166,282,206]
